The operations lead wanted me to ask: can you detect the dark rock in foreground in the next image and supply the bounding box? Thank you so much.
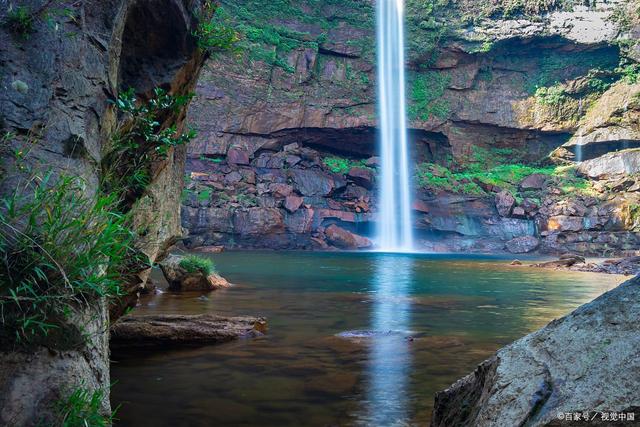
[110,314,267,349]
[431,276,640,427]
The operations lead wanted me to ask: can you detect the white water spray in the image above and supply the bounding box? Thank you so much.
[376,0,414,252]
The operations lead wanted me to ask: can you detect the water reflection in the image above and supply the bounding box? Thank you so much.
[364,254,415,425]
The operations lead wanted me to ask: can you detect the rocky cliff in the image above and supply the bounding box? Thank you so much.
[431,275,640,427]
[0,1,206,424]
[183,0,640,254]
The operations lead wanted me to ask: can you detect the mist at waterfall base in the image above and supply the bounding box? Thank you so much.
[376,0,415,252]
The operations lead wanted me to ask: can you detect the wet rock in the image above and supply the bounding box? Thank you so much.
[510,259,522,265]
[110,314,267,349]
[347,167,374,189]
[505,236,539,254]
[193,245,225,253]
[284,195,304,213]
[324,224,372,249]
[431,277,640,427]
[511,206,526,218]
[495,190,516,217]
[519,173,548,190]
[365,156,380,167]
[159,255,230,291]
[269,183,293,197]
[413,199,430,213]
[533,253,586,269]
[546,215,584,232]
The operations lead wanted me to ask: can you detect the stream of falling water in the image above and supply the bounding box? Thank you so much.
[377,0,414,252]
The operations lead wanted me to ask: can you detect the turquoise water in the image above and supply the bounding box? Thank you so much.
[110,252,622,426]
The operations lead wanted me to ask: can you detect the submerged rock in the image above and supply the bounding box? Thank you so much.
[159,254,230,291]
[110,314,267,349]
[324,224,372,250]
[431,276,640,427]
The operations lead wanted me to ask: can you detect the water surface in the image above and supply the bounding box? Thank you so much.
[111,252,623,426]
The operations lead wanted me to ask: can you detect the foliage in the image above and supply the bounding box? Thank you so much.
[617,62,640,84]
[0,174,135,347]
[102,88,196,208]
[409,71,451,120]
[322,156,370,174]
[4,5,34,36]
[55,385,116,427]
[535,84,567,106]
[193,2,239,53]
[179,255,215,275]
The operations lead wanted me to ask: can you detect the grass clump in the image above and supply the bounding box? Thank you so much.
[0,174,135,348]
[179,255,215,275]
[54,385,116,427]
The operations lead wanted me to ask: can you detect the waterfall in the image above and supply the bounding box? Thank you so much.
[376,0,414,252]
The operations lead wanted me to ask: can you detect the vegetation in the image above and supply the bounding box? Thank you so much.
[193,2,239,54]
[409,71,451,120]
[323,156,371,174]
[535,84,567,106]
[4,6,34,36]
[0,174,135,347]
[54,385,116,427]
[179,255,215,275]
[415,146,592,198]
[102,88,196,209]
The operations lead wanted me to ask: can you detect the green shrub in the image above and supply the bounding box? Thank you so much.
[409,71,451,120]
[4,6,34,37]
[55,386,116,427]
[193,2,239,53]
[179,255,215,275]
[102,88,196,208]
[0,174,135,347]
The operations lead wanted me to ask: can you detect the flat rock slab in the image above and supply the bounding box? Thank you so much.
[110,314,267,349]
[431,276,640,427]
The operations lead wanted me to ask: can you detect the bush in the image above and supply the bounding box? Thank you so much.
[0,174,136,347]
[535,84,567,106]
[179,255,215,275]
[55,386,116,427]
[102,88,196,209]
[193,2,239,53]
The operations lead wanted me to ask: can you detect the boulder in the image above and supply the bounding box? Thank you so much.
[546,215,584,232]
[193,245,225,253]
[325,224,372,249]
[290,169,336,196]
[495,190,515,217]
[519,173,548,190]
[284,195,304,213]
[347,167,374,189]
[577,148,640,179]
[227,148,250,165]
[159,255,230,291]
[110,314,267,349]
[431,276,640,427]
[505,236,539,253]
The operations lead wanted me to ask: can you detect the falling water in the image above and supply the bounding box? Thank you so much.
[376,0,414,252]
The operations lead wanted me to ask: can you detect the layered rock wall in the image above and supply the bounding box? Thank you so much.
[0,1,206,423]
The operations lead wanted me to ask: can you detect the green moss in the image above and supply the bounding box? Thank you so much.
[323,156,371,174]
[179,255,215,275]
[4,6,34,37]
[408,71,451,120]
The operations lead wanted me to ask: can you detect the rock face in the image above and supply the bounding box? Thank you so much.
[505,236,540,254]
[577,149,640,179]
[180,0,639,255]
[431,276,640,427]
[110,314,267,349]
[159,254,231,291]
[325,224,372,250]
[0,0,207,423]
